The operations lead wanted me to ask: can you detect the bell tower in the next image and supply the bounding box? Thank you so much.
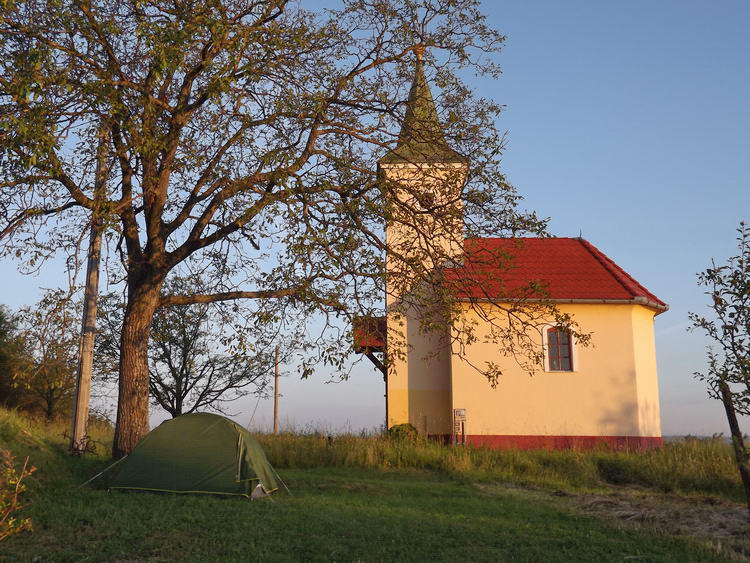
[378,48,469,434]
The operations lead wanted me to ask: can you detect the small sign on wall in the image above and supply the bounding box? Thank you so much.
[453,408,466,446]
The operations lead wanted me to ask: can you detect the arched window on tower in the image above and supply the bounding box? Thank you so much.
[546,327,573,371]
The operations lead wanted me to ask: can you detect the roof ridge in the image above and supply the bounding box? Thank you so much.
[577,239,664,306]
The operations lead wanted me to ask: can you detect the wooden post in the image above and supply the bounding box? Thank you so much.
[70,218,102,454]
[364,351,388,431]
[273,345,280,434]
[70,126,108,455]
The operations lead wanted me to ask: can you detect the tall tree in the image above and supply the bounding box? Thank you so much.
[690,221,750,513]
[1,0,572,456]
[96,277,273,418]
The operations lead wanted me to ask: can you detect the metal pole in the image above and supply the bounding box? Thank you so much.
[273,345,280,434]
[70,125,108,455]
[384,367,389,432]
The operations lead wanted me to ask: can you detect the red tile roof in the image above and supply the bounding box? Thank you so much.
[445,238,667,311]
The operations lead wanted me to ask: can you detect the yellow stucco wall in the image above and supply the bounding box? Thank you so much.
[446,303,661,437]
[386,306,453,434]
[383,161,466,435]
[631,305,663,437]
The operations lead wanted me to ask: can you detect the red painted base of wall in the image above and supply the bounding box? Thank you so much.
[432,435,663,451]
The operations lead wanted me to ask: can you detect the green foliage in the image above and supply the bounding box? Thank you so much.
[0,448,35,542]
[387,423,420,441]
[6,291,81,421]
[0,307,24,409]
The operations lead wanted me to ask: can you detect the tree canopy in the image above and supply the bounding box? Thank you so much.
[1,0,570,456]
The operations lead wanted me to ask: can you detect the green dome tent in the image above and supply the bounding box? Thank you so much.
[109,413,280,497]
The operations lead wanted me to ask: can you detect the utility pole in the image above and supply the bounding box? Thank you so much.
[273,345,280,434]
[70,125,108,455]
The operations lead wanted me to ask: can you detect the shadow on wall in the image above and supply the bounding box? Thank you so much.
[406,306,452,436]
[592,376,662,449]
[596,378,640,437]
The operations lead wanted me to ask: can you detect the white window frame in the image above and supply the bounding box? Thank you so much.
[541,324,578,373]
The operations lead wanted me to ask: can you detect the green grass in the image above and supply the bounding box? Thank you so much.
[3,467,732,562]
[0,408,745,561]
[256,431,744,502]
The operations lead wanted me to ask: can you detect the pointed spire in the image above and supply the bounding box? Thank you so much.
[379,47,467,165]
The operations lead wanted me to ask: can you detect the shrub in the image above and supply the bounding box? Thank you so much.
[387,423,420,442]
[0,448,36,542]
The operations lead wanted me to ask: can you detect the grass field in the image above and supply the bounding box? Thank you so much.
[256,431,745,502]
[1,408,748,561]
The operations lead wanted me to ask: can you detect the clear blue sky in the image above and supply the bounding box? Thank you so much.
[2,1,748,435]
[480,0,750,435]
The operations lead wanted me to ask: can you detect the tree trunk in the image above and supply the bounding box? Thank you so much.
[45,394,54,422]
[719,382,750,514]
[112,281,162,458]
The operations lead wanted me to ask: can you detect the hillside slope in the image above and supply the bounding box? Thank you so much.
[1,409,746,561]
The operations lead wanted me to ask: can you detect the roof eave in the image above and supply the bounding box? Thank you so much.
[456,296,669,315]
